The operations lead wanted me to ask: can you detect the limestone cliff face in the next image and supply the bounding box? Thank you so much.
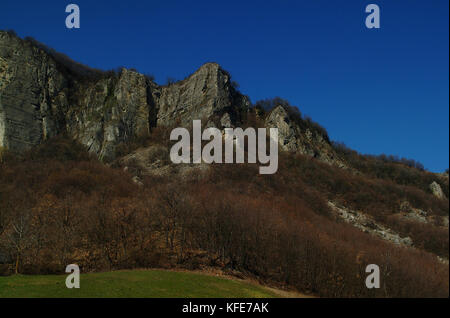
[64,63,247,161]
[265,106,345,167]
[0,31,341,166]
[0,32,250,160]
[0,31,69,151]
[65,69,153,161]
[152,63,249,128]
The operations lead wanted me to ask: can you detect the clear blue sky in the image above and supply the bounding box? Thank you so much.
[1,0,448,172]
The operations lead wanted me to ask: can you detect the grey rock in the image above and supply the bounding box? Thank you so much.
[152,63,249,129]
[265,106,301,152]
[119,145,209,180]
[0,31,69,151]
[328,201,414,247]
[0,33,252,161]
[0,31,352,169]
[65,69,152,161]
[265,105,346,167]
[220,112,232,128]
[430,181,446,200]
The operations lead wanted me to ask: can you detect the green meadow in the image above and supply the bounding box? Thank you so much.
[0,270,281,298]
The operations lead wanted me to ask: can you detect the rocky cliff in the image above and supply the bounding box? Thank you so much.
[265,105,345,167]
[64,69,153,161]
[0,30,342,165]
[0,31,69,151]
[153,63,249,128]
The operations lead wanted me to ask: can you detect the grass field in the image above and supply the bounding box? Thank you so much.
[0,270,284,298]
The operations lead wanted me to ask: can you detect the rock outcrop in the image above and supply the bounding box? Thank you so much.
[328,201,413,247]
[0,30,341,166]
[0,31,69,151]
[119,145,210,180]
[0,32,251,161]
[265,105,345,167]
[430,181,446,200]
[152,63,249,128]
[65,69,153,161]
[0,29,156,161]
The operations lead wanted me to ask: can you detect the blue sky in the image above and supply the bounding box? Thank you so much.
[1,0,448,171]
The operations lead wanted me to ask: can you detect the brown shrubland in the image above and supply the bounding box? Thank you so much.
[0,136,448,297]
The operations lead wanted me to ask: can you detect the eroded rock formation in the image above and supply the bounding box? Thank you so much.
[0,30,343,166]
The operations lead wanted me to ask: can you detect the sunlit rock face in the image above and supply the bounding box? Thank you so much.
[65,69,153,161]
[0,30,157,160]
[265,105,346,167]
[0,32,252,161]
[152,62,250,128]
[0,30,344,167]
[0,31,69,152]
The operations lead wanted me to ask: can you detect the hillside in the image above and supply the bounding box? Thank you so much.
[0,30,448,298]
